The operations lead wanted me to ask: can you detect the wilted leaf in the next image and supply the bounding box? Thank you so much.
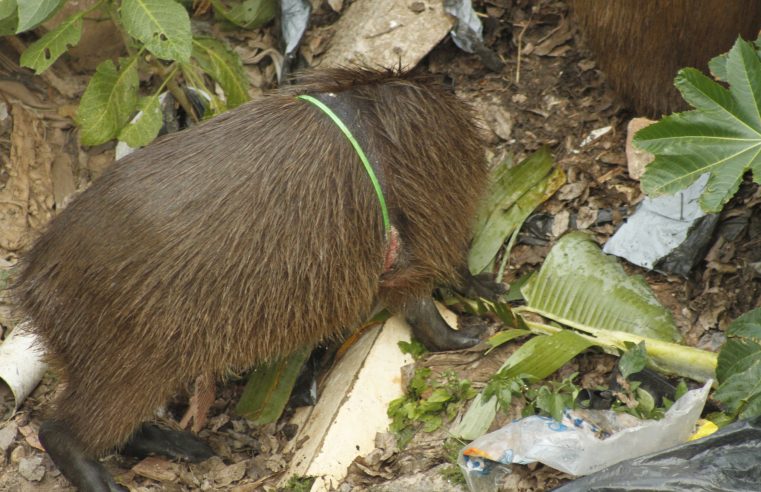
[77,57,139,146]
[118,94,164,148]
[211,0,276,29]
[636,38,761,212]
[235,348,310,424]
[20,13,82,74]
[522,232,683,342]
[16,0,61,33]
[192,37,250,108]
[120,0,191,62]
[469,147,564,274]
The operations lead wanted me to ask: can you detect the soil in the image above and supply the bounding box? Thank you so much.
[1,0,758,491]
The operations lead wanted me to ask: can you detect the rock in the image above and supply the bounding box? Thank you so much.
[626,117,656,180]
[18,455,45,482]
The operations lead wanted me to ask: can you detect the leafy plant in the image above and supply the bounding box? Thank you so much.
[388,368,477,448]
[713,307,761,420]
[8,0,255,148]
[635,37,761,212]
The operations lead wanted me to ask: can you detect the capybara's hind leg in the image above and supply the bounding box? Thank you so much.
[121,423,213,462]
[39,420,127,492]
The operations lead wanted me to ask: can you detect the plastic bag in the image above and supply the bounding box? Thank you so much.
[555,415,761,491]
[458,382,711,491]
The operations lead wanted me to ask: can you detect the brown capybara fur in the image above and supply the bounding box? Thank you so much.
[570,0,761,117]
[13,67,487,456]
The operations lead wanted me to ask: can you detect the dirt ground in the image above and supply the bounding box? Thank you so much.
[1,0,759,491]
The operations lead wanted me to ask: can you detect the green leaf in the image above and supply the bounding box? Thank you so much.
[497,330,594,381]
[235,348,310,424]
[468,147,565,274]
[16,0,61,33]
[636,38,761,213]
[77,57,139,146]
[120,0,191,62]
[211,0,276,29]
[486,328,531,350]
[713,359,761,418]
[619,341,648,379]
[20,13,82,74]
[0,0,17,36]
[522,232,683,342]
[0,0,16,20]
[726,306,761,339]
[192,37,250,109]
[118,94,164,148]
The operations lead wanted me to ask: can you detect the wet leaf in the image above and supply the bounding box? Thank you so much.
[20,13,83,74]
[120,0,191,62]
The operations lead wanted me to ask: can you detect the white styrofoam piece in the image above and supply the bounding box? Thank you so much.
[0,323,47,411]
[283,316,414,490]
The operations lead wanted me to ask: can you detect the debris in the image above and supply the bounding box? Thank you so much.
[555,414,761,492]
[0,325,47,415]
[0,422,17,453]
[603,174,720,276]
[459,382,711,489]
[579,126,612,147]
[17,455,45,482]
[317,0,454,69]
[282,316,414,490]
[132,456,179,483]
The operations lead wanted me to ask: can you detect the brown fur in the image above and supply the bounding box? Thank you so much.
[12,67,487,456]
[570,0,761,117]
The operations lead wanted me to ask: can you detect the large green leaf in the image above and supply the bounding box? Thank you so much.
[77,57,139,146]
[16,0,62,33]
[118,94,164,148]
[192,37,250,109]
[522,232,683,342]
[120,0,191,62]
[235,348,311,424]
[20,13,83,74]
[468,147,564,274]
[636,38,761,213]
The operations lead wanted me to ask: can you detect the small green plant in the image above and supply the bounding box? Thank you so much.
[439,437,468,486]
[279,475,316,492]
[5,0,276,148]
[398,339,428,360]
[388,368,477,448]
